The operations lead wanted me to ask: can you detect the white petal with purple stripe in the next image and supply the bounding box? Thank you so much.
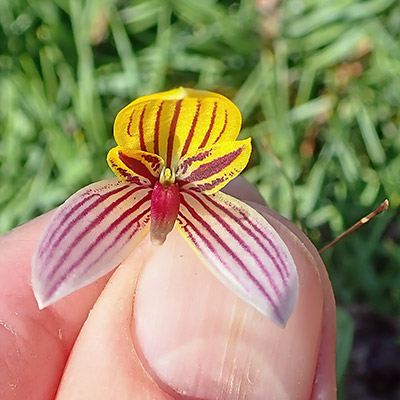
[177,190,298,327]
[32,178,152,308]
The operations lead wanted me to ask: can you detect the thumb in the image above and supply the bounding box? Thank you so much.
[133,208,334,399]
[55,202,336,399]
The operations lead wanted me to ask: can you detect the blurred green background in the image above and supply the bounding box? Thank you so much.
[1,0,400,397]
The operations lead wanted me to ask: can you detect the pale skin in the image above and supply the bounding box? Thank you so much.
[0,178,336,399]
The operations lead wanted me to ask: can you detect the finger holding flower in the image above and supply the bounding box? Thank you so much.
[32,87,299,328]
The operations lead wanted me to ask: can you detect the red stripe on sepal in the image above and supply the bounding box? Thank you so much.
[181,100,201,157]
[199,101,218,148]
[166,100,183,168]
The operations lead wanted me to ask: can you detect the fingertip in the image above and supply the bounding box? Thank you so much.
[133,219,324,399]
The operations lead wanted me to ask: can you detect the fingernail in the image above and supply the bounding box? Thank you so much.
[133,217,325,399]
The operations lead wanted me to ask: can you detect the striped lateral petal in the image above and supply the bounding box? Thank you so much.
[177,190,299,327]
[107,146,163,186]
[177,139,251,194]
[32,178,152,308]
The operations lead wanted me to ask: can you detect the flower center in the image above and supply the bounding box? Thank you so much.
[159,167,176,189]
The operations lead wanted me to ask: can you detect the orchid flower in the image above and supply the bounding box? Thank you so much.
[32,88,298,327]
